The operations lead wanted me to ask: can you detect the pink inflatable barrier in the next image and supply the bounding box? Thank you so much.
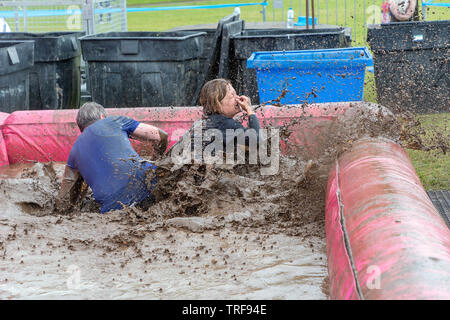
[1,103,350,165]
[0,112,9,167]
[325,138,450,300]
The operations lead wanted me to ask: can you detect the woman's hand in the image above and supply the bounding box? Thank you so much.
[237,95,254,116]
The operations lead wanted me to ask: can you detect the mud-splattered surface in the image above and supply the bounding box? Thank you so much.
[0,161,328,299]
[0,102,444,300]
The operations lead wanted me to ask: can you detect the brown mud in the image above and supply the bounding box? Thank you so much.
[0,100,447,299]
[144,102,403,237]
[0,161,328,299]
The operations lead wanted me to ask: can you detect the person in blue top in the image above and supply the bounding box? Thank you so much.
[56,102,168,213]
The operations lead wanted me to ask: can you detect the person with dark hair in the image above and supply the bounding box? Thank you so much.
[57,102,168,213]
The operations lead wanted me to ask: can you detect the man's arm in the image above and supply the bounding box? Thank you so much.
[131,123,169,155]
[55,165,84,212]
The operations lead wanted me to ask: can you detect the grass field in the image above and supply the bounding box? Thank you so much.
[126,0,449,43]
[126,0,391,42]
[407,113,449,190]
[409,148,449,190]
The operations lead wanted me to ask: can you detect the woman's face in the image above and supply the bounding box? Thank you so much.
[219,84,240,118]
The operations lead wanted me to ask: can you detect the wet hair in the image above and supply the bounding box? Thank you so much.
[76,102,108,132]
[199,78,232,116]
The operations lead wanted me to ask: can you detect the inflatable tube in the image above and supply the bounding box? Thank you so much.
[0,112,9,167]
[325,138,450,300]
[1,103,351,164]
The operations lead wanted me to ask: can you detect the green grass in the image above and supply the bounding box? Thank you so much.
[126,0,268,32]
[127,0,194,5]
[409,148,450,190]
[126,2,448,190]
[126,0,449,44]
[407,113,450,190]
[5,0,448,42]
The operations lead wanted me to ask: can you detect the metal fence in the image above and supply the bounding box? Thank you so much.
[271,0,425,43]
[271,0,448,24]
[262,0,447,43]
[87,0,127,34]
[0,0,127,34]
[0,0,447,43]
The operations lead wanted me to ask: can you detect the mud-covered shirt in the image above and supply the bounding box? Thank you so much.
[206,113,261,144]
[67,116,156,213]
[189,114,261,153]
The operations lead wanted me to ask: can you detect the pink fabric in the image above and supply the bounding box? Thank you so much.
[1,103,351,164]
[389,0,417,21]
[0,112,9,167]
[325,138,450,300]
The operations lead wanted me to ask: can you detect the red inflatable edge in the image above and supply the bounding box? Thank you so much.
[1,103,352,165]
[325,138,450,300]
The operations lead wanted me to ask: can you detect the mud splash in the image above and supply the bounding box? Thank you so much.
[0,101,445,299]
[0,161,328,299]
[143,102,403,238]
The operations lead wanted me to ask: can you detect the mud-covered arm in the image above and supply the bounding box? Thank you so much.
[248,114,261,132]
[56,165,84,210]
[155,128,169,155]
[240,95,262,146]
[237,95,261,133]
[240,114,262,150]
[131,123,169,155]
[222,116,262,151]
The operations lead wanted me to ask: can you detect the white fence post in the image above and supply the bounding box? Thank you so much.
[121,0,127,31]
[82,0,95,35]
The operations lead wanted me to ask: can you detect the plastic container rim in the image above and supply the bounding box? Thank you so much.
[0,32,84,39]
[232,30,346,40]
[232,27,348,40]
[79,31,207,42]
[367,19,450,29]
[247,47,373,69]
[0,39,35,47]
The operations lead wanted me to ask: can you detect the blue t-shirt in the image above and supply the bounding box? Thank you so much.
[67,116,157,213]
